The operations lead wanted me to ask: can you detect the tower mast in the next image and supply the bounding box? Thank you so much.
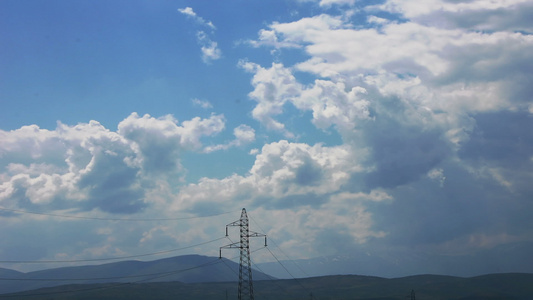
[220,208,266,300]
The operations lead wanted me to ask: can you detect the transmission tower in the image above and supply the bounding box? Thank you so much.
[220,208,266,300]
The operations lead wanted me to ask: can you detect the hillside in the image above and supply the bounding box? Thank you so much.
[3,273,533,299]
[0,255,274,294]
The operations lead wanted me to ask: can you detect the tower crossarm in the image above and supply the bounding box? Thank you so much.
[219,242,241,258]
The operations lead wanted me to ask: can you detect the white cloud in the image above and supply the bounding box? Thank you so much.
[178,7,195,17]
[233,124,256,144]
[367,15,390,25]
[249,29,303,49]
[376,0,531,19]
[177,140,362,211]
[179,8,221,63]
[319,0,357,7]
[427,168,446,187]
[372,0,533,33]
[197,31,222,63]
[204,124,256,153]
[0,113,226,214]
[192,98,213,109]
[178,7,216,30]
[200,41,222,63]
[172,139,384,256]
[235,2,533,258]
[2,0,532,273]
[178,114,226,148]
[296,79,371,133]
[240,61,372,140]
[248,11,533,147]
[240,61,302,138]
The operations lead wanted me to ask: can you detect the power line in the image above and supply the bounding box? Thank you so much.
[250,216,311,278]
[220,241,271,300]
[0,207,238,221]
[248,217,318,300]
[0,236,226,264]
[0,269,183,282]
[227,217,314,300]
[265,246,319,300]
[247,253,302,300]
[1,252,248,283]
[0,257,225,298]
[219,208,266,300]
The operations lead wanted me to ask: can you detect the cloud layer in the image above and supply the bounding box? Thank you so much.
[1,0,532,274]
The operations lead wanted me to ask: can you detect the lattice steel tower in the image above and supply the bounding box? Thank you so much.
[220,208,266,300]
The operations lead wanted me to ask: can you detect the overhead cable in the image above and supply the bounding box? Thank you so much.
[0,207,238,222]
[251,216,311,278]
[0,257,224,298]
[0,236,226,264]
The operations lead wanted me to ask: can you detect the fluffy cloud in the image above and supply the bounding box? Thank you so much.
[236,0,533,255]
[247,6,533,187]
[0,113,225,214]
[176,140,360,211]
[240,61,301,138]
[174,140,386,256]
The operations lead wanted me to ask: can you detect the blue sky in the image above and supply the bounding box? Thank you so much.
[1,0,533,276]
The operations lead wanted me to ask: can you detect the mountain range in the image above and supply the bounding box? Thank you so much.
[0,255,273,295]
[1,242,532,297]
[4,273,533,300]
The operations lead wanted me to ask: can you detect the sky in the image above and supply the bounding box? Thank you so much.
[1,0,532,275]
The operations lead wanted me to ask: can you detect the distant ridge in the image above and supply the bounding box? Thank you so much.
[0,267,23,278]
[3,273,533,299]
[0,254,274,294]
[257,241,533,279]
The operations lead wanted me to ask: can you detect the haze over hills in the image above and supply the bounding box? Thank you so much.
[258,241,533,279]
[0,255,273,295]
[0,267,23,278]
[1,252,532,299]
[1,241,532,295]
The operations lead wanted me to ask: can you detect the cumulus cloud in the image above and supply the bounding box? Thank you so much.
[176,141,361,210]
[0,113,225,214]
[173,140,385,256]
[240,61,302,138]
[236,0,533,256]
[248,6,533,179]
